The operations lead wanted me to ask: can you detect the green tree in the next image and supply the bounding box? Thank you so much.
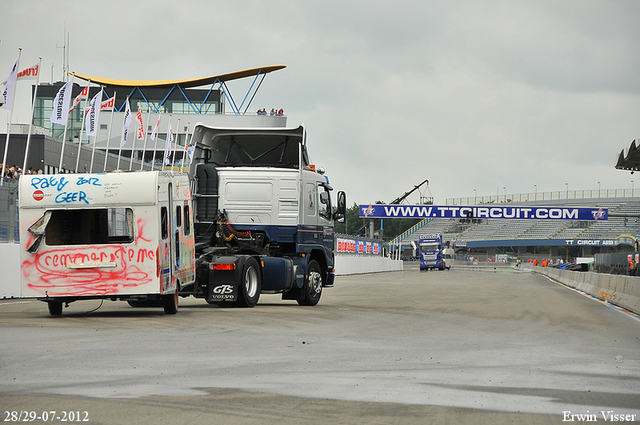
[334,203,421,241]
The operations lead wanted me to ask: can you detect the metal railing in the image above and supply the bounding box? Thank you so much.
[0,180,19,243]
[386,218,431,247]
[447,188,639,206]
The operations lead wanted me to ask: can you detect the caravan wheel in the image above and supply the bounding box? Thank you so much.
[47,301,63,316]
[163,289,179,314]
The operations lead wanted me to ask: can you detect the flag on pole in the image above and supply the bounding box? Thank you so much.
[1,55,20,111]
[136,106,144,139]
[69,86,89,112]
[164,124,173,165]
[16,63,40,80]
[100,96,115,110]
[121,98,132,147]
[85,89,102,137]
[50,79,73,125]
[150,114,161,141]
[1,64,38,84]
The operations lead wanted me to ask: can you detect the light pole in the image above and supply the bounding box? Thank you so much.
[503,186,506,202]
[632,180,635,196]
[473,188,476,205]
[565,182,568,199]
[534,184,537,201]
[597,181,600,198]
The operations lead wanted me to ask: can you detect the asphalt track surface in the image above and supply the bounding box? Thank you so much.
[1,265,639,424]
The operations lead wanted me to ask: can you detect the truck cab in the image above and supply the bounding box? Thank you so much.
[419,234,446,271]
[184,123,346,306]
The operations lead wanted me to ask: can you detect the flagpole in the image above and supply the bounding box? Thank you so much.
[180,122,190,173]
[22,57,41,174]
[1,48,21,184]
[57,74,74,173]
[89,87,105,173]
[150,113,162,171]
[116,96,129,170]
[171,118,180,168]
[102,92,116,172]
[75,79,92,173]
[140,109,152,170]
[162,115,172,171]
[129,105,141,171]
[128,110,135,171]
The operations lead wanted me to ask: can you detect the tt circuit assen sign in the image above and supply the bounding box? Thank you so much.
[359,205,608,221]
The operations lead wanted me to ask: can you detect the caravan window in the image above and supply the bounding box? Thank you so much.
[176,205,182,228]
[183,205,191,236]
[161,207,168,240]
[45,208,134,246]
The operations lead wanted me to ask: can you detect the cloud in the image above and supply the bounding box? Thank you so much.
[1,0,639,204]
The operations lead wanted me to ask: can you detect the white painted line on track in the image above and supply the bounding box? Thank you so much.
[0,300,36,305]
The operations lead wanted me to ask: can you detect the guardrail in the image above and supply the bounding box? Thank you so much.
[447,188,639,206]
[534,266,640,316]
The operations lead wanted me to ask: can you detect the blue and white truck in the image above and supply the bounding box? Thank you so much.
[419,234,452,270]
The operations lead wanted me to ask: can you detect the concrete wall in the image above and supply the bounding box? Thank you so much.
[0,243,21,298]
[535,266,640,316]
[335,255,403,275]
[0,243,403,298]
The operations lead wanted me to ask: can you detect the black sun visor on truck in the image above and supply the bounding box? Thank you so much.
[190,124,310,169]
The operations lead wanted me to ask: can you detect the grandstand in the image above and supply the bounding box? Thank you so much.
[390,196,640,261]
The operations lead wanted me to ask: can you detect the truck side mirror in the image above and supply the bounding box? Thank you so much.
[334,191,346,223]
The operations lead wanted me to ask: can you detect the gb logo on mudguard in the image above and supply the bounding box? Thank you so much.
[213,285,233,294]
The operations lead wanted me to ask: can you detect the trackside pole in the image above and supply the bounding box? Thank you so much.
[102,92,116,172]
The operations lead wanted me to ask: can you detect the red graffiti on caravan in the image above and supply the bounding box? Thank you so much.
[21,245,155,297]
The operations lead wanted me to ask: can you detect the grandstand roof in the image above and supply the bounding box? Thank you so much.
[615,139,640,173]
[72,65,286,88]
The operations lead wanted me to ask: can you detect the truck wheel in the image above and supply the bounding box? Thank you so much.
[163,289,179,314]
[48,301,63,316]
[298,260,322,306]
[237,257,261,307]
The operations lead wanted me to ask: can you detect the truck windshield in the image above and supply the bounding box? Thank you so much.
[45,208,134,246]
[420,243,440,252]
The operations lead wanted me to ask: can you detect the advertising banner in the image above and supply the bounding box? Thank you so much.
[359,205,608,221]
[337,237,381,255]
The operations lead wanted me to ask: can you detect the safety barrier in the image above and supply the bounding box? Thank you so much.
[335,255,403,275]
[534,266,640,316]
[0,243,21,298]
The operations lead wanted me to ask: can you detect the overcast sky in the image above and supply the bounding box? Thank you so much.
[2,0,639,205]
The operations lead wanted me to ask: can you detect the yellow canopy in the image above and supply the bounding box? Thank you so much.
[72,65,286,88]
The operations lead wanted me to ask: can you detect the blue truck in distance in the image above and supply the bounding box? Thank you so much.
[419,234,450,271]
